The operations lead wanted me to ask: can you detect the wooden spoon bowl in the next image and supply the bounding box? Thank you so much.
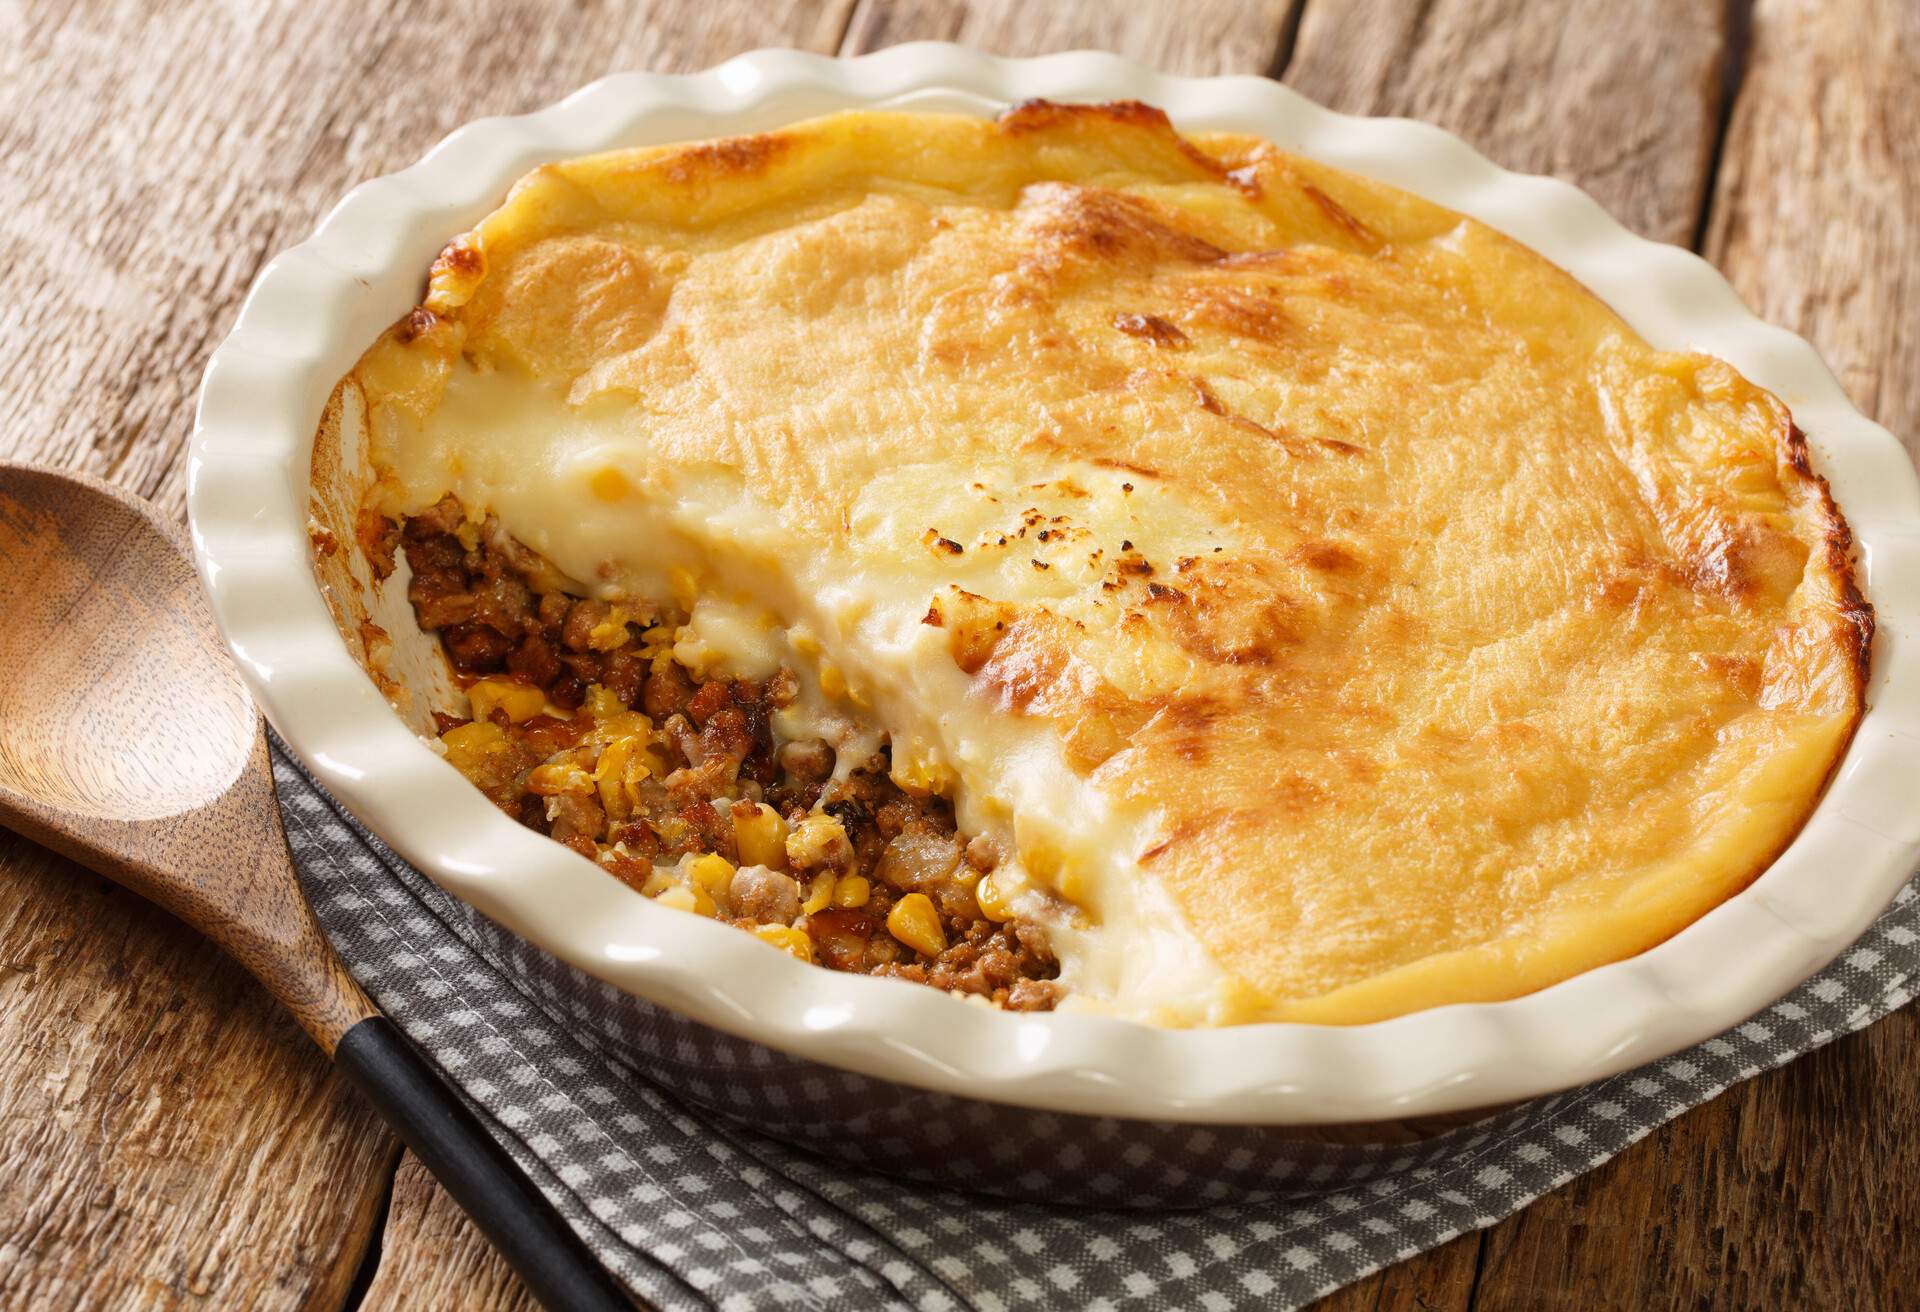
[0,465,254,821]
[0,463,368,1041]
[0,461,629,1312]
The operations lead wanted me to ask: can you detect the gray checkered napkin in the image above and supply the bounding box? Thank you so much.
[271,740,1918,1311]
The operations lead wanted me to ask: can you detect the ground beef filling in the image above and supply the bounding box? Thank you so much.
[393,503,1063,1012]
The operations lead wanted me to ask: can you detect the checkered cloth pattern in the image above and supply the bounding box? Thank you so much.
[272,740,1918,1311]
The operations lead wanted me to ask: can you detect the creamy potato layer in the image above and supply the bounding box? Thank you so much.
[343,103,1869,1025]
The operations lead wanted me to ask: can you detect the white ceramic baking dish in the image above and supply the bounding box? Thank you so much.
[189,45,1920,1145]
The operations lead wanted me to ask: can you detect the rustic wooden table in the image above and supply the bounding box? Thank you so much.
[2,1,1914,1307]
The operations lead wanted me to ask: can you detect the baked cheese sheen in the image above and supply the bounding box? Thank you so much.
[351,102,1871,1026]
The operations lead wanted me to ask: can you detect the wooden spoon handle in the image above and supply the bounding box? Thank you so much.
[334,1017,634,1311]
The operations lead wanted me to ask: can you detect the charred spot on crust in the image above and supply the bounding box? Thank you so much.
[1179,284,1293,341]
[394,306,439,344]
[658,132,789,183]
[998,98,1175,137]
[1301,182,1380,247]
[434,239,484,279]
[1020,184,1227,271]
[940,588,1020,675]
[1293,541,1362,574]
[1785,424,1875,697]
[1782,420,1816,479]
[996,98,1241,186]
[1113,312,1190,348]
[1091,456,1163,479]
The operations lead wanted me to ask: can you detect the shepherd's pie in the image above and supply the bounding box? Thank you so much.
[333,102,1871,1025]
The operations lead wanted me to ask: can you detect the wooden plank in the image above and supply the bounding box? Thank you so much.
[1465,1011,1920,1309]
[1704,0,1920,457]
[842,0,1301,74]
[357,1153,539,1312]
[1284,0,1733,246]
[0,837,397,1309]
[0,1,856,1307]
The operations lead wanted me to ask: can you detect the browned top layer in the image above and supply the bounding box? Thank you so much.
[353,103,1869,1023]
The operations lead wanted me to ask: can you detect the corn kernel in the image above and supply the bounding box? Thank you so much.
[752,924,815,964]
[785,812,851,871]
[439,720,511,766]
[653,879,716,918]
[654,883,696,914]
[974,871,1012,922]
[889,750,955,797]
[593,737,636,819]
[587,606,634,652]
[639,869,676,897]
[734,802,790,870]
[525,761,594,797]
[465,678,547,726]
[887,893,946,958]
[818,662,847,700]
[640,625,678,674]
[800,871,836,916]
[832,874,871,909]
[584,709,653,746]
[687,852,736,897]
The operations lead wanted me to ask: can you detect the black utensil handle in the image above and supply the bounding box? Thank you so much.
[335,1016,631,1311]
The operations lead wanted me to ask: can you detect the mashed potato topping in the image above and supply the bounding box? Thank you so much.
[343,102,1870,1025]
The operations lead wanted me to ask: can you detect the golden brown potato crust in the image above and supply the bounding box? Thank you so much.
[355,102,1869,1023]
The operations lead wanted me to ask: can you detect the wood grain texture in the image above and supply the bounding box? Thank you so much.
[1285,0,1733,246]
[358,1153,540,1312]
[842,0,1302,73]
[1,0,1914,1308]
[1705,0,1920,457]
[0,835,397,1309]
[1459,1012,1920,1310]
[0,465,379,1054]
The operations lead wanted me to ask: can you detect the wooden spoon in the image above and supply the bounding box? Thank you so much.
[0,462,629,1312]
